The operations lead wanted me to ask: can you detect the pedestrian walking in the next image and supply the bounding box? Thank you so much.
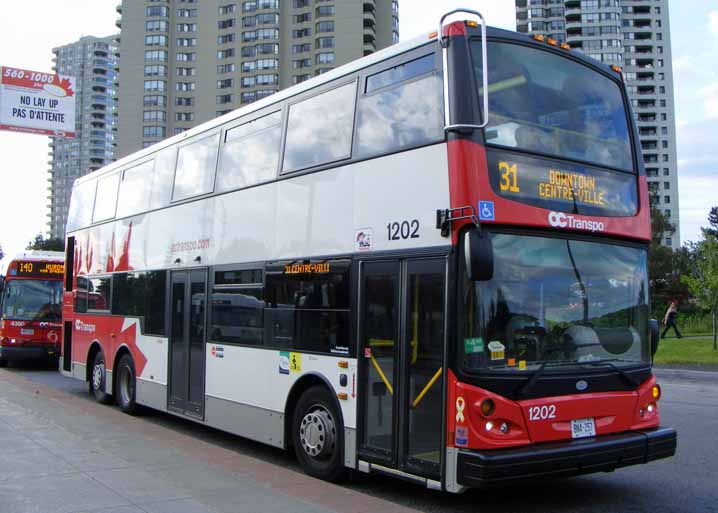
[662,300,682,339]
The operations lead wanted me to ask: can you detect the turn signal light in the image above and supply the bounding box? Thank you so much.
[480,399,495,417]
[547,37,558,46]
[611,64,623,73]
[466,21,479,28]
[428,31,438,39]
[652,385,661,400]
[533,34,545,42]
[560,42,571,50]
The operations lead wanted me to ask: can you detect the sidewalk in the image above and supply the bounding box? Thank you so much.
[0,370,419,513]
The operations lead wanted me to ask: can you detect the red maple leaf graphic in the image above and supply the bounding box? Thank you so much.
[57,77,74,97]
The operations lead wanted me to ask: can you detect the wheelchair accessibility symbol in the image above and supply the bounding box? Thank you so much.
[478,201,495,221]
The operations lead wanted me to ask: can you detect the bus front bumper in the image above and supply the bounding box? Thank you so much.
[456,427,677,486]
[0,345,59,362]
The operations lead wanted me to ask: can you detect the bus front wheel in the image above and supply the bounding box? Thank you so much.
[116,353,138,415]
[292,385,346,482]
[90,350,112,404]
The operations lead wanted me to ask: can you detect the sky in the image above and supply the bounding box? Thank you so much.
[0,0,714,256]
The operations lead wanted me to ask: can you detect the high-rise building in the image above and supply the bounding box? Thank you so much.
[115,0,399,158]
[515,0,679,248]
[48,35,119,240]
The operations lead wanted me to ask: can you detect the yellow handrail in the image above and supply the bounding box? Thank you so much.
[370,353,393,396]
[411,367,443,409]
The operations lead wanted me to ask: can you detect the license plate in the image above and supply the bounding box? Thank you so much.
[571,418,596,439]
[20,328,34,336]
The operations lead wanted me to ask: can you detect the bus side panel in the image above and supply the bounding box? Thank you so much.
[204,345,357,448]
[275,144,450,259]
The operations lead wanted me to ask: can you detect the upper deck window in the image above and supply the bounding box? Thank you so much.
[473,41,633,172]
[356,54,443,159]
[117,160,155,218]
[92,173,120,223]
[282,81,357,173]
[67,180,97,232]
[217,111,282,192]
[172,133,220,201]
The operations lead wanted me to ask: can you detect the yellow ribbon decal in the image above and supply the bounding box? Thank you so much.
[456,396,466,424]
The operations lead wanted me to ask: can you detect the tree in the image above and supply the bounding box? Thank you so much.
[26,234,64,252]
[702,206,718,238]
[648,209,688,313]
[682,236,718,350]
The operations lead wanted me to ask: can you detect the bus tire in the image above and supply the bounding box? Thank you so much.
[89,350,112,404]
[116,353,138,415]
[292,385,346,483]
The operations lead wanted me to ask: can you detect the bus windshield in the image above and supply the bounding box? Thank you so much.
[0,279,63,322]
[473,40,633,172]
[462,233,651,373]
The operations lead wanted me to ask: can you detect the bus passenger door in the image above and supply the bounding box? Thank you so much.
[358,257,447,480]
[168,269,207,419]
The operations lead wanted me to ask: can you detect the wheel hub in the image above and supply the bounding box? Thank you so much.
[92,363,104,391]
[120,366,132,404]
[299,407,336,459]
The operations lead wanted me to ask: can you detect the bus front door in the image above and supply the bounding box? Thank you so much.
[168,269,207,418]
[358,257,447,481]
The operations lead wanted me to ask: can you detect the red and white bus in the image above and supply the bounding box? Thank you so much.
[0,251,64,365]
[61,10,675,491]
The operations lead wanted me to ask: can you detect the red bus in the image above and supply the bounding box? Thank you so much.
[0,251,64,365]
[61,10,675,492]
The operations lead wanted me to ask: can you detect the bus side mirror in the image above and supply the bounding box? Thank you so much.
[650,319,660,358]
[465,230,493,282]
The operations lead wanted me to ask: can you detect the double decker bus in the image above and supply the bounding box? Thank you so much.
[61,10,676,492]
[0,251,64,365]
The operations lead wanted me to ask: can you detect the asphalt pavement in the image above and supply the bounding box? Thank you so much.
[1,363,716,513]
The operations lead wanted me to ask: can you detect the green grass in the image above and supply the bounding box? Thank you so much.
[654,336,718,365]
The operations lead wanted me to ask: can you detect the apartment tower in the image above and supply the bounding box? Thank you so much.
[515,0,679,247]
[115,0,399,157]
[48,35,119,239]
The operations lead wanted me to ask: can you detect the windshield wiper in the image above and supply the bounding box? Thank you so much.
[516,358,643,396]
[578,358,641,387]
[516,360,581,397]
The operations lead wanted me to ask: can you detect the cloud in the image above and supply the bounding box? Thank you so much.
[709,10,718,35]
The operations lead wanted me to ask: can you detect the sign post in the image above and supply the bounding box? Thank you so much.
[0,66,76,137]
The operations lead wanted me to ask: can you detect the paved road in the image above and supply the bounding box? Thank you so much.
[3,363,717,513]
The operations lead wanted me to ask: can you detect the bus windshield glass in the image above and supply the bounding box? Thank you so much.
[473,41,633,172]
[0,279,63,322]
[462,233,651,373]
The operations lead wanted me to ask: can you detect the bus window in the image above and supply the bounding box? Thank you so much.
[117,160,155,218]
[264,261,351,355]
[356,73,443,159]
[92,173,120,223]
[365,54,435,93]
[67,180,97,232]
[112,271,166,335]
[172,133,221,202]
[150,146,177,209]
[282,81,357,173]
[87,276,111,312]
[217,111,282,192]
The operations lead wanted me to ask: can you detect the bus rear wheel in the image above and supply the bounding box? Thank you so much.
[292,385,346,483]
[89,350,112,404]
[116,354,138,415]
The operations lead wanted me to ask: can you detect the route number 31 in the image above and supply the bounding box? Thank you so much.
[499,161,520,193]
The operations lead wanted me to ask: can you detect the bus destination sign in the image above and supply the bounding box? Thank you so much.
[486,149,638,217]
[12,261,65,278]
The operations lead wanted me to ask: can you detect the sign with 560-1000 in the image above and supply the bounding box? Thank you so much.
[0,66,76,137]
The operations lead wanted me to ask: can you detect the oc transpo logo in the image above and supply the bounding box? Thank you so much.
[74,319,96,334]
[548,211,605,233]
